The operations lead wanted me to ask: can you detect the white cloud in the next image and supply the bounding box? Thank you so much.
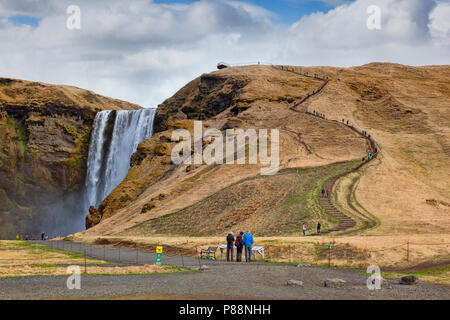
[0,0,448,107]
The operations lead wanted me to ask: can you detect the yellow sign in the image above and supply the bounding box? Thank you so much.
[156,246,163,254]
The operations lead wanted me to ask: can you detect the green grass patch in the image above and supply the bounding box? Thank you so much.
[0,240,49,249]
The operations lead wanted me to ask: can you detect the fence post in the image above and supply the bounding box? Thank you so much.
[118,247,121,262]
[328,245,331,268]
[84,248,87,274]
[181,255,185,268]
[406,241,410,263]
[136,249,138,264]
[104,245,106,260]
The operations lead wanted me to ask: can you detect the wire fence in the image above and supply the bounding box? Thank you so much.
[5,240,445,271]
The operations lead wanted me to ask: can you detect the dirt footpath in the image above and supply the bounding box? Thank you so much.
[1,263,448,300]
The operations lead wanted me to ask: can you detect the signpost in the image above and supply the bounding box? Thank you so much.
[156,246,163,265]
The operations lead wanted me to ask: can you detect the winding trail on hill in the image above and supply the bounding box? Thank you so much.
[273,65,379,235]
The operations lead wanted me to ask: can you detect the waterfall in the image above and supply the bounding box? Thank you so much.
[85,108,156,208]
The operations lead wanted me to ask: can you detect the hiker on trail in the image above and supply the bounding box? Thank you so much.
[347,120,349,125]
[302,223,307,236]
[368,154,372,160]
[25,235,28,241]
[235,232,244,262]
[243,231,254,262]
[16,234,19,240]
[362,157,365,162]
[41,232,45,240]
[226,232,235,262]
[317,222,321,234]
[326,189,330,198]
[342,119,344,123]
[321,188,325,197]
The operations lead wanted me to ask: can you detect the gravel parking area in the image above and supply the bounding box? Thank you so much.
[1,263,449,300]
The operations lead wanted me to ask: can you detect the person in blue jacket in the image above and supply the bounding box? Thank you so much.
[243,231,254,263]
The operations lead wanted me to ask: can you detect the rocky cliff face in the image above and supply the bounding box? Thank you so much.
[0,78,141,238]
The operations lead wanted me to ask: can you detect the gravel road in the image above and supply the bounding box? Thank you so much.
[1,263,449,300]
[1,240,448,300]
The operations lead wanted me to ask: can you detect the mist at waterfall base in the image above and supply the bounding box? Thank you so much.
[35,108,156,238]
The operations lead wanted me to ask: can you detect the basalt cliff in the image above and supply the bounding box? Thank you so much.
[0,78,140,238]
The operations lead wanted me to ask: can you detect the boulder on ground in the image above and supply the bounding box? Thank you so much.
[367,278,392,289]
[399,275,419,285]
[180,266,200,271]
[287,280,303,287]
[297,264,311,268]
[324,278,346,288]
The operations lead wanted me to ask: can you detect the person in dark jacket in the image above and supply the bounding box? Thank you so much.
[321,188,325,197]
[317,222,321,234]
[235,232,244,262]
[226,232,235,262]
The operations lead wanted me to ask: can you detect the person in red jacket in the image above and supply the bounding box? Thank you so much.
[326,189,330,198]
[235,232,244,262]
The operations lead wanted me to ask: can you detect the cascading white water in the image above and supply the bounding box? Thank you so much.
[85,108,156,208]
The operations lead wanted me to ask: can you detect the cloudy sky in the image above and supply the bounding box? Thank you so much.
[0,0,449,107]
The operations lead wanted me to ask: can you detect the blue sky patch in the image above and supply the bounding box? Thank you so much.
[8,15,40,27]
[154,0,355,24]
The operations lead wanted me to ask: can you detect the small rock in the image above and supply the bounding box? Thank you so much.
[297,264,311,268]
[367,278,392,289]
[200,265,209,270]
[324,278,346,288]
[287,280,303,287]
[382,279,393,289]
[399,275,419,285]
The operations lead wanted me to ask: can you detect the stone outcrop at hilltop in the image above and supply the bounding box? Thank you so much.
[0,78,141,238]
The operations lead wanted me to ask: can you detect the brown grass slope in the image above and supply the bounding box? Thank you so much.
[82,63,449,239]
[83,65,369,236]
[295,62,450,235]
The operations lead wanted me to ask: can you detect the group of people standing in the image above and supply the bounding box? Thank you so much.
[321,188,330,198]
[312,110,325,119]
[226,231,254,262]
[15,232,47,241]
[301,222,321,236]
